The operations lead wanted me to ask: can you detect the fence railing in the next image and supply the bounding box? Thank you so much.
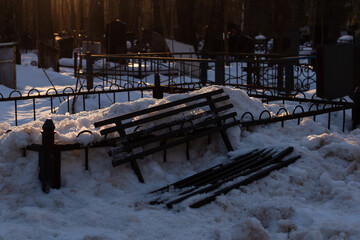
[79,52,316,93]
[239,92,354,132]
[1,52,320,127]
[0,85,155,126]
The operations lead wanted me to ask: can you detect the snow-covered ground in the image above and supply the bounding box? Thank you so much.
[0,54,359,239]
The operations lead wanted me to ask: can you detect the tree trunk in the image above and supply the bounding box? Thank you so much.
[0,1,17,42]
[204,0,225,52]
[37,0,58,70]
[86,0,104,42]
[37,0,54,42]
[175,0,198,50]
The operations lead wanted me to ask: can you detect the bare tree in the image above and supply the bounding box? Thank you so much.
[0,0,17,42]
[175,0,198,49]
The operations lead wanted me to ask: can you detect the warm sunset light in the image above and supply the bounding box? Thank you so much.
[0,1,359,239]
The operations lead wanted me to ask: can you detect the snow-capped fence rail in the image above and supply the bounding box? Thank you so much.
[0,73,203,126]
[240,101,354,132]
[26,118,116,193]
[23,87,360,193]
[240,87,356,131]
[0,84,159,126]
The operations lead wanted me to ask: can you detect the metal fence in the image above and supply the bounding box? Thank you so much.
[79,52,316,93]
[0,51,321,128]
[240,88,354,132]
[0,85,154,126]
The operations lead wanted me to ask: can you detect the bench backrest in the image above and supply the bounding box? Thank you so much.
[93,89,234,138]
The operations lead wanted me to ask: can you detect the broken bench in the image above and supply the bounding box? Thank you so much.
[94,88,240,182]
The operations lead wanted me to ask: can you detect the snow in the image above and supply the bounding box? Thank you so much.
[165,39,195,54]
[337,35,354,44]
[255,34,266,40]
[0,53,359,239]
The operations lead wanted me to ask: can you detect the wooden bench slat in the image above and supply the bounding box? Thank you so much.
[110,112,238,159]
[94,89,224,128]
[104,104,234,145]
[100,95,230,136]
[112,119,240,166]
[105,103,235,145]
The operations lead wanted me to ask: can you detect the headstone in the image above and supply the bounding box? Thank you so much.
[0,42,16,89]
[58,37,74,59]
[38,42,59,71]
[150,31,169,52]
[273,29,299,56]
[228,23,255,53]
[104,19,127,54]
[82,41,102,54]
[316,44,360,99]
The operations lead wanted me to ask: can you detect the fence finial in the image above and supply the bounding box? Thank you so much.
[40,119,60,193]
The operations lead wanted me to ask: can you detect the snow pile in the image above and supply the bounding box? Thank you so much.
[255,34,266,40]
[231,217,270,240]
[0,57,359,239]
[337,35,353,44]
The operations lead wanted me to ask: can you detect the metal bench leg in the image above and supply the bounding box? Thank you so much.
[220,131,234,152]
[22,148,27,157]
[130,159,144,183]
[206,96,234,152]
[186,141,190,160]
[162,140,167,162]
[84,148,89,171]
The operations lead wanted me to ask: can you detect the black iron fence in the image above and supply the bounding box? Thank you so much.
[240,88,354,132]
[0,72,202,127]
[76,52,209,89]
[218,56,315,92]
[0,85,154,126]
[0,51,325,128]
[79,52,315,93]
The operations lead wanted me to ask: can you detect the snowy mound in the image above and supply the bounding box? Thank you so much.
[0,85,360,239]
[255,34,266,40]
[337,35,353,44]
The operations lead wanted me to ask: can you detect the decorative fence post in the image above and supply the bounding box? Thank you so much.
[215,55,225,85]
[74,51,78,77]
[285,63,294,93]
[352,87,360,129]
[39,119,61,193]
[246,61,253,85]
[200,54,208,86]
[138,57,143,79]
[153,73,163,99]
[86,51,94,90]
[277,63,284,90]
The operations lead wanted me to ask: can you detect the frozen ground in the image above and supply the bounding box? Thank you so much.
[0,54,359,239]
